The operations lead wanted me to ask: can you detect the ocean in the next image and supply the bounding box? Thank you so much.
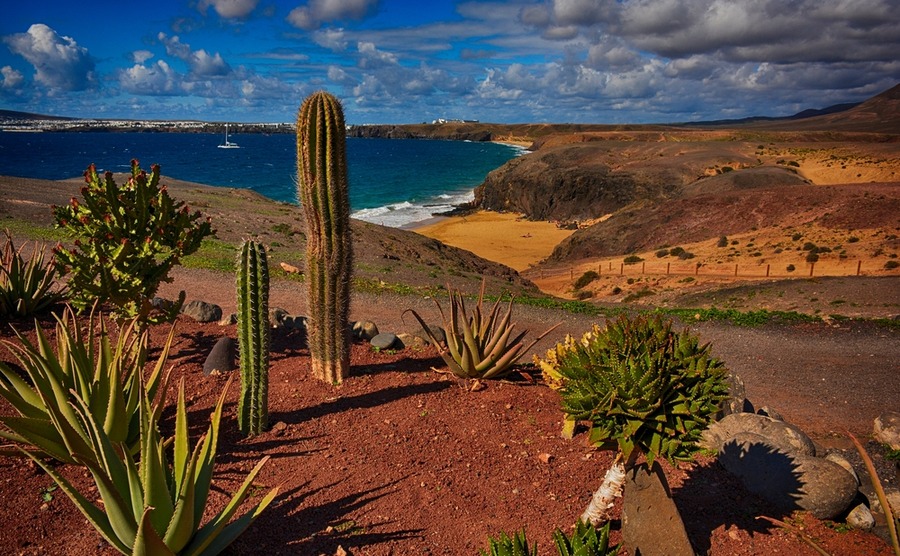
[0,131,523,228]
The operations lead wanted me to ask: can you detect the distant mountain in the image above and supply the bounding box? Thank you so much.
[680,102,860,128]
[762,83,900,133]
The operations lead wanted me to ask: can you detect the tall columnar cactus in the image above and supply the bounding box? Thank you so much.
[236,239,270,435]
[296,91,353,384]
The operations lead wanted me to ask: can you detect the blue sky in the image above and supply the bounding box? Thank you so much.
[2,0,898,124]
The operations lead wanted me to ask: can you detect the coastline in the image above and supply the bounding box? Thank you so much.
[410,210,575,272]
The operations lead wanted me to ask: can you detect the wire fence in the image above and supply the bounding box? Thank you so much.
[533,259,881,282]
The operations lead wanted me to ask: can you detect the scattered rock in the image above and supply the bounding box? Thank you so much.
[218,313,237,325]
[203,336,236,375]
[702,412,816,456]
[417,324,446,346]
[537,453,553,464]
[396,333,428,350]
[824,452,859,485]
[279,262,301,274]
[757,406,784,421]
[873,411,900,450]
[352,320,379,341]
[270,307,289,327]
[270,421,288,437]
[280,315,307,330]
[621,462,694,556]
[181,300,223,323]
[370,333,398,350]
[717,372,753,418]
[718,433,858,519]
[847,503,875,530]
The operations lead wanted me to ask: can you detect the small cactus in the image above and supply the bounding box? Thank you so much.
[296,91,353,384]
[236,239,270,435]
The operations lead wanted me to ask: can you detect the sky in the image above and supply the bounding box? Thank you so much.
[1,0,899,125]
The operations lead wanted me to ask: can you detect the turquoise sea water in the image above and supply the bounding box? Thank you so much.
[0,131,522,227]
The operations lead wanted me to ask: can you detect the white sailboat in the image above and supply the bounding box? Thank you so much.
[218,123,239,149]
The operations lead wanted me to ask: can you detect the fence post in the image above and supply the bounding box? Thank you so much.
[857,260,861,276]
[766,264,770,277]
[666,262,670,275]
[570,267,574,280]
[620,263,624,276]
[598,263,601,275]
[695,263,700,276]
[734,264,738,277]
[809,262,815,277]
[641,261,645,274]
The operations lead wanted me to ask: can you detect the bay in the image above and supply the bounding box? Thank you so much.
[0,131,522,227]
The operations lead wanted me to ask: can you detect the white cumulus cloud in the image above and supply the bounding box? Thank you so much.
[1,66,24,89]
[4,23,96,91]
[158,33,232,77]
[199,0,259,19]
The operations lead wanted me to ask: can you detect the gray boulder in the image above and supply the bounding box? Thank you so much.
[203,336,236,375]
[397,333,428,350]
[182,300,223,323]
[873,411,900,450]
[702,412,816,456]
[717,372,753,418]
[846,503,875,530]
[270,307,289,327]
[718,432,858,519]
[370,333,398,350]
[417,324,446,346]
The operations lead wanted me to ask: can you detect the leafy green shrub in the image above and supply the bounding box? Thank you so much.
[717,236,728,248]
[655,248,669,258]
[791,232,803,241]
[848,236,860,243]
[0,306,172,463]
[885,260,900,270]
[52,161,213,324]
[623,255,643,265]
[1,230,65,318]
[806,252,819,263]
[406,281,559,380]
[669,246,685,257]
[574,289,594,300]
[786,264,796,272]
[802,242,817,251]
[574,270,600,290]
[677,250,695,260]
[553,314,729,467]
[22,377,278,556]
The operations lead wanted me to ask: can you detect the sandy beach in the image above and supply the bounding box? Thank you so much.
[411,210,575,271]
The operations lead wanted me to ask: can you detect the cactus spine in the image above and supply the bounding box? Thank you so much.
[296,91,353,384]
[237,239,270,435]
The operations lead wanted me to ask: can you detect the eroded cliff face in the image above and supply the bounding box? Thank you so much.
[473,141,736,222]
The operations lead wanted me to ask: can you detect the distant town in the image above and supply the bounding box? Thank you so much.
[0,110,479,134]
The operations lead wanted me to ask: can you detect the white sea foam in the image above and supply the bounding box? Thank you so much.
[351,190,474,228]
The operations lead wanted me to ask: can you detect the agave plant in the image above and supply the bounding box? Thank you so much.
[406,281,559,380]
[0,229,65,317]
[480,529,538,556]
[22,377,278,556]
[0,305,172,463]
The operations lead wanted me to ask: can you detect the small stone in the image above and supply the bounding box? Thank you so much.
[396,333,427,350]
[280,262,301,274]
[538,453,553,464]
[846,503,875,530]
[270,307,289,327]
[873,411,900,450]
[218,313,237,325]
[271,421,288,436]
[352,320,380,341]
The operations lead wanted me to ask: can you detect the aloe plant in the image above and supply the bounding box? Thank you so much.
[553,520,620,556]
[0,229,65,317]
[480,529,537,556]
[296,91,353,384]
[850,432,899,556]
[22,377,278,556]
[406,280,559,380]
[545,314,729,526]
[0,305,172,463]
[236,239,270,436]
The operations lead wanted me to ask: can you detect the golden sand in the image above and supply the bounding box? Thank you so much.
[412,211,575,271]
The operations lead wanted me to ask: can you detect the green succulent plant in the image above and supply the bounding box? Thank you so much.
[22,377,278,556]
[0,306,172,463]
[52,160,213,324]
[236,239,270,436]
[552,520,620,556]
[480,529,537,556]
[554,314,729,468]
[0,229,65,317]
[406,280,559,380]
[296,91,353,384]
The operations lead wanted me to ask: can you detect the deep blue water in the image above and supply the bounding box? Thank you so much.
[0,131,522,227]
